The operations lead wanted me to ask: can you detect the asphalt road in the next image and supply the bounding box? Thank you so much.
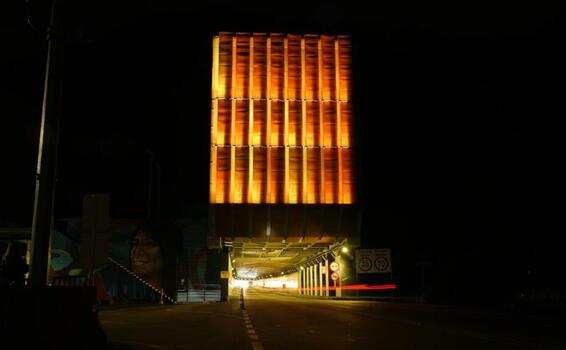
[99,299,250,350]
[99,288,566,350]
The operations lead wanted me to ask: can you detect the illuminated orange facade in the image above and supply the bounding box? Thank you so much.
[210,33,354,204]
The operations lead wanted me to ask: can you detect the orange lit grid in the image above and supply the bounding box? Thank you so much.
[210,33,354,204]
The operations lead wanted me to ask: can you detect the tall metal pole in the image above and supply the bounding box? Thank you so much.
[29,0,64,286]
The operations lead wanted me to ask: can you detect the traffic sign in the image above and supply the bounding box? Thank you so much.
[359,256,372,272]
[330,262,339,272]
[330,272,339,281]
[355,248,392,274]
[375,257,390,272]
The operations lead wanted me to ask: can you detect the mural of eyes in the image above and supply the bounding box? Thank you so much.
[50,249,73,272]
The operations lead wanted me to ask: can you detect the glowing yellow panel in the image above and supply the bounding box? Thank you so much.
[210,33,354,204]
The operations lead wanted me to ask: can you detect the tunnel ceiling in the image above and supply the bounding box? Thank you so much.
[212,205,360,278]
[227,236,343,278]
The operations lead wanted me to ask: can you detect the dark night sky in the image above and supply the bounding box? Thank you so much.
[2,0,565,291]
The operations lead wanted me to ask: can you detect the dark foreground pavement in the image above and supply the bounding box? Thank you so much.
[99,297,249,349]
[100,288,566,350]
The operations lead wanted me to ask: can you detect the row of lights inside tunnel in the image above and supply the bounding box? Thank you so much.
[231,246,349,280]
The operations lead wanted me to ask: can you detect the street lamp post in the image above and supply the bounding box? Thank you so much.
[29,0,64,286]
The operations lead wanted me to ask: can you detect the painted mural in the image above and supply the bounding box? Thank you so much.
[50,216,215,304]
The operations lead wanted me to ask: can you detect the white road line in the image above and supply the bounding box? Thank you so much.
[242,309,265,350]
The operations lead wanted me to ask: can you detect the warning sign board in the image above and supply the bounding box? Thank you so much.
[356,249,391,274]
[331,272,339,281]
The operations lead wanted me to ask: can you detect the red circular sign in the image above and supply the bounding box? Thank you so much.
[330,262,339,272]
[331,272,339,281]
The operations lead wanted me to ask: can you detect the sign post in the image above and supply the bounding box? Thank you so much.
[330,261,340,297]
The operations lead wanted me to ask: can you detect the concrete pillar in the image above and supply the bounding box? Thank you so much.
[314,264,319,296]
[301,268,305,295]
[312,265,316,296]
[305,267,309,295]
[311,265,315,296]
[309,265,313,295]
[307,266,311,295]
[325,258,330,297]
[220,247,229,301]
[319,262,323,297]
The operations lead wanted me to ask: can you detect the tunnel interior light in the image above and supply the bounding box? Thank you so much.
[341,246,348,253]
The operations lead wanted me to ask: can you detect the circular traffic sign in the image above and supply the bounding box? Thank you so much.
[359,256,372,272]
[330,262,339,272]
[331,272,339,281]
[374,257,390,272]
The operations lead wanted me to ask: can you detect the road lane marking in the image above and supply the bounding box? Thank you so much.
[242,308,265,350]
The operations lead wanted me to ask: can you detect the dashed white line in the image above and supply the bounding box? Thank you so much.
[242,309,265,350]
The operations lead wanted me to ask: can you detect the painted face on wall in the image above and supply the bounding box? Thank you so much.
[130,230,164,286]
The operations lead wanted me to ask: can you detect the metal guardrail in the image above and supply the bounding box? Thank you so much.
[51,275,88,287]
[176,284,221,303]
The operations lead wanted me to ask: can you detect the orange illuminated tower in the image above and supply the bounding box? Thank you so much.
[210,33,355,205]
[209,33,359,286]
